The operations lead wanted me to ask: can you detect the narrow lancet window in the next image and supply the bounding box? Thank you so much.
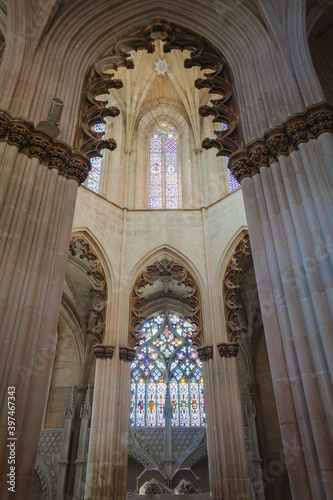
[149,124,179,209]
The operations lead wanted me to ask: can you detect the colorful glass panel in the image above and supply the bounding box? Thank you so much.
[130,313,205,427]
[157,381,166,426]
[170,381,179,426]
[165,135,179,209]
[150,135,162,209]
[149,127,179,209]
[136,380,145,427]
[225,157,240,191]
[86,156,102,193]
[130,380,136,426]
[179,381,189,426]
[92,122,106,133]
[199,379,205,426]
[147,382,157,426]
[190,383,200,426]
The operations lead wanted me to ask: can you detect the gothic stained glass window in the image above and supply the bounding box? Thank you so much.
[130,313,205,428]
[149,124,180,209]
[85,122,106,193]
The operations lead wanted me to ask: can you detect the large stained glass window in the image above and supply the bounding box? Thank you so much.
[85,122,106,193]
[149,124,180,209]
[130,313,205,427]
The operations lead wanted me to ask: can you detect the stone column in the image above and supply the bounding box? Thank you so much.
[84,346,134,500]
[0,110,89,499]
[229,103,333,499]
[73,385,92,500]
[198,344,251,500]
[57,387,76,500]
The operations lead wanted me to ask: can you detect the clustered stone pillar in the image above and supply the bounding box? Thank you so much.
[0,110,89,498]
[84,345,135,500]
[198,344,251,500]
[229,102,333,499]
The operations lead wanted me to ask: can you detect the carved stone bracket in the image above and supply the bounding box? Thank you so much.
[197,345,213,361]
[228,102,333,183]
[69,236,107,344]
[119,347,136,362]
[223,234,252,342]
[0,110,90,184]
[217,342,240,358]
[129,256,202,347]
[76,65,123,158]
[93,344,114,359]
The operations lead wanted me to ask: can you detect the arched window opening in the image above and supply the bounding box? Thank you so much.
[149,123,180,209]
[85,122,105,193]
[130,313,205,428]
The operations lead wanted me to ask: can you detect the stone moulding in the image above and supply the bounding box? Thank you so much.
[0,109,90,184]
[217,342,240,358]
[93,344,115,359]
[227,101,333,183]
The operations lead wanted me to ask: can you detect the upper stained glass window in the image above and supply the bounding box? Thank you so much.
[149,124,179,209]
[85,122,106,193]
[130,313,205,428]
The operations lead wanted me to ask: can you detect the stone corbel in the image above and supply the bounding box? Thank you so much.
[119,347,136,362]
[197,345,213,361]
[217,342,240,358]
[93,344,114,359]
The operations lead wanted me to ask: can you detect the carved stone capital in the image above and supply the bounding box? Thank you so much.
[228,154,250,183]
[119,347,136,362]
[248,145,269,173]
[285,121,308,148]
[8,122,31,150]
[217,342,239,358]
[228,342,240,357]
[266,132,289,159]
[228,102,333,181]
[306,109,333,137]
[104,346,115,359]
[217,343,229,358]
[0,110,91,185]
[93,344,114,359]
[29,133,51,162]
[197,345,213,361]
